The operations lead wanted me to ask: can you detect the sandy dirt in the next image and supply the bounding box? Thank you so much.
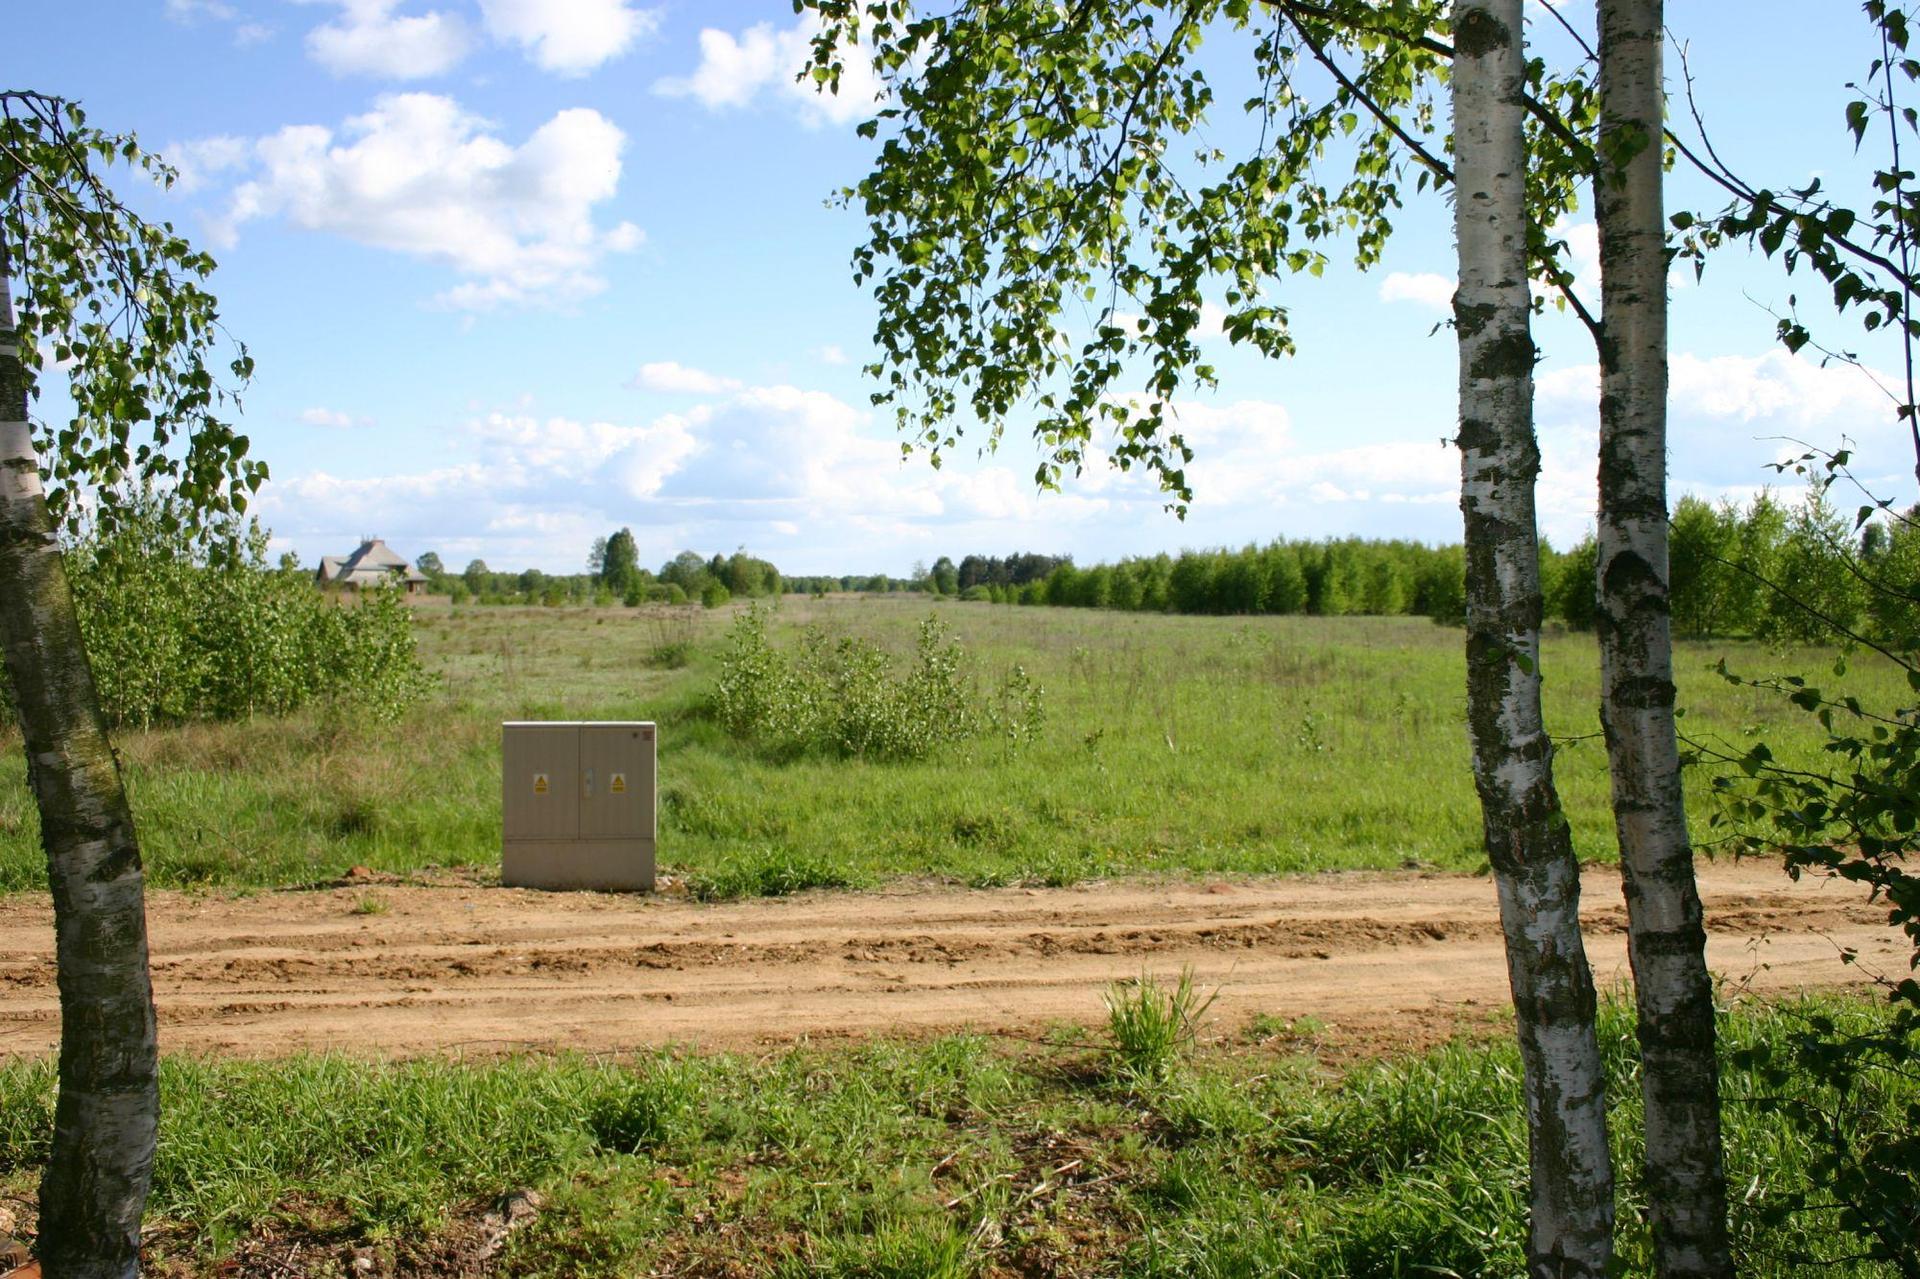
[0,860,1898,1059]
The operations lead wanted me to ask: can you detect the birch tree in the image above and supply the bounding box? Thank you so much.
[1452,5,1613,1273]
[799,0,1617,1267]
[1,91,261,1277]
[1590,1,1732,1274]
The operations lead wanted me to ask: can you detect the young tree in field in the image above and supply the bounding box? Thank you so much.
[800,2,1620,1269]
[1,91,262,1277]
[1590,2,1732,1272]
[601,527,641,589]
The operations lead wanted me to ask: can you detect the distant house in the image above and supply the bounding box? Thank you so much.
[316,538,429,594]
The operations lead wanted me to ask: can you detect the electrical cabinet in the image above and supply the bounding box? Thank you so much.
[501,721,656,891]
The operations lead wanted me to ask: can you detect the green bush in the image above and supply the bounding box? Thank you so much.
[63,508,432,727]
[710,607,1044,761]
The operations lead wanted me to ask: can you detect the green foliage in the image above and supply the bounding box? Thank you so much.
[1021,538,1469,622]
[710,606,1045,761]
[700,580,732,609]
[1,91,264,532]
[1549,536,1600,631]
[798,2,1611,511]
[62,502,431,726]
[1696,445,1920,1274]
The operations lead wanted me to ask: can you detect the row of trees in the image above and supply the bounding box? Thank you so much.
[967,493,1920,648]
[407,538,786,609]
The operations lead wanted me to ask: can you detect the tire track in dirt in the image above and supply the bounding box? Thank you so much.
[0,859,1897,1058]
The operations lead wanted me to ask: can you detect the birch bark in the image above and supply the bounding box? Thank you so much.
[1593,3,1733,1274]
[0,240,159,1277]
[1452,4,1615,1275]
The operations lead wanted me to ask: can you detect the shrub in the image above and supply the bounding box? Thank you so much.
[61,505,432,727]
[709,607,1044,761]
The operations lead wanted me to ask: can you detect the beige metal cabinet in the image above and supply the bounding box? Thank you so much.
[502,721,656,891]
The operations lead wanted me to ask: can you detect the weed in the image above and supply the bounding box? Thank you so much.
[1104,968,1217,1082]
[349,895,390,916]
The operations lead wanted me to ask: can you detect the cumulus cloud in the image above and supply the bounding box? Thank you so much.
[203,94,642,309]
[299,406,373,428]
[630,362,741,395]
[1099,394,1456,511]
[164,134,251,192]
[1378,271,1454,313]
[305,0,471,79]
[655,13,883,127]
[1530,347,1908,543]
[1536,349,1894,435]
[477,0,661,75]
[166,0,237,21]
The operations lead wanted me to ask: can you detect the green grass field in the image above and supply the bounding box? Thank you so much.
[0,595,1899,893]
[0,994,1907,1276]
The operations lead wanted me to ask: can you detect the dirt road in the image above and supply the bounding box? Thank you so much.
[0,860,1895,1058]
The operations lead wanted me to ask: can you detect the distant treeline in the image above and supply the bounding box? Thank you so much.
[941,493,1920,644]
[425,532,787,608]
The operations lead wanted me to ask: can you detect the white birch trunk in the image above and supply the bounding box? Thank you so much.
[0,245,159,1277]
[1593,2,1733,1274]
[1452,4,1616,1275]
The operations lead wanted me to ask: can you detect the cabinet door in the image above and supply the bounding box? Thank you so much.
[503,725,579,841]
[579,723,655,839]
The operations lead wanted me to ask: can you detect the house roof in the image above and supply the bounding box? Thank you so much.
[319,539,427,585]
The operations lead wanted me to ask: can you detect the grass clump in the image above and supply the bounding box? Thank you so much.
[687,845,862,901]
[1104,968,1217,1082]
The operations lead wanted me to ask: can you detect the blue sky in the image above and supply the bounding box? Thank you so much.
[15,0,1914,575]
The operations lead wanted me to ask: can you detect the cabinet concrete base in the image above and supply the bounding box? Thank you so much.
[503,839,656,892]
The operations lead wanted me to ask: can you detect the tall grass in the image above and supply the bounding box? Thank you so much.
[0,997,1903,1275]
[1,597,1905,892]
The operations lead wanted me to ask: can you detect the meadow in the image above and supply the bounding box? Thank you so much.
[1,597,1911,1275]
[0,595,1897,894]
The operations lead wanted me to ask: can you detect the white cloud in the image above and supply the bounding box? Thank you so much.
[165,0,271,46]
[655,13,883,127]
[817,344,849,365]
[206,94,641,309]
[166,0,237,21]
[164,135,251,193]
[306,0,471,79]
[1379,271,1454,313]
[1531,347,1908,544]
[299,406,373,428]
[1537,349,1894,430]
[631,362,742,394]
[477,0,661,75]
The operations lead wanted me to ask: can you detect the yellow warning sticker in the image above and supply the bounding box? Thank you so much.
[610,773,627,794]
[532,773,549,795]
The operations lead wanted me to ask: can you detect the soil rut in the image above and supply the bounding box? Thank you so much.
[0,860,1895,1058]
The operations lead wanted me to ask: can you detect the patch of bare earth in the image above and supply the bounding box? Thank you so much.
[0,859,1892,1060]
